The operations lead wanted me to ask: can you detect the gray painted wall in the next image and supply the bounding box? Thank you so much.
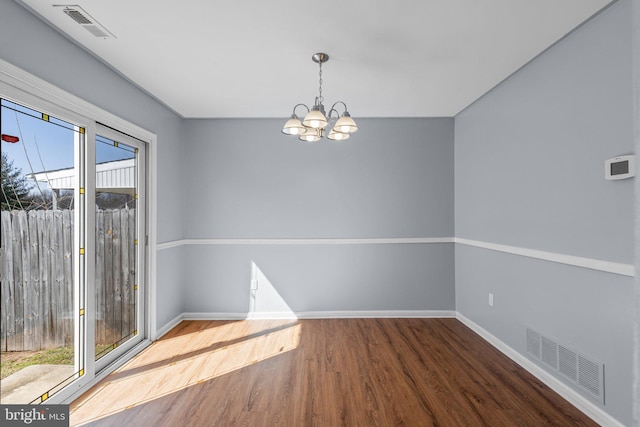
[183,118,454,239]
[182,117,456,314]
[455,1,633,263]
[455,0,634,424]
[0,0,186,330]
[185,244,454,314]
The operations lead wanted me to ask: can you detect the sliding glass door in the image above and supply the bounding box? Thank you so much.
[0,89,147,403]
[94,125,145,370]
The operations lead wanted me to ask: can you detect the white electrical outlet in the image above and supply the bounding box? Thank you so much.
[488,293,494,307]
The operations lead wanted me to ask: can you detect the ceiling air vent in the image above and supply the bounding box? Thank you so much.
[64,8,91,24]
[55,5,116,39]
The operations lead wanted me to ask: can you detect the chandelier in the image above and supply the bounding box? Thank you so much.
[282,53,358,142]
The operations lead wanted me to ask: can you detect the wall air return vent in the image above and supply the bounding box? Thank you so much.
[526,328,541,357]
[525,327,604,405]
[541,336,559,370]
[558,345,578,382]
[55,5,116,39]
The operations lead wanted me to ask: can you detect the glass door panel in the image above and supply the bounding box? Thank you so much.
[1,98,85,404]
[94,127,144,368]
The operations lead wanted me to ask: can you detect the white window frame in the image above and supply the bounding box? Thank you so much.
[0,58,158,404]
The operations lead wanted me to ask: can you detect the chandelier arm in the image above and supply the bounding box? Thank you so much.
[327,108,339,120]
[329,101,348,114]
[292,103,310,116]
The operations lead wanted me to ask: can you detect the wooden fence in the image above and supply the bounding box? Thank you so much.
[1,209,136,352]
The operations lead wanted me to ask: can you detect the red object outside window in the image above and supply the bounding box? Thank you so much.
[1,134,20,143]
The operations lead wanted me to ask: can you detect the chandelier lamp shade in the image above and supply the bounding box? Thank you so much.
[282,53,358,142]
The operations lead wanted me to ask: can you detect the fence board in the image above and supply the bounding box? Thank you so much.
[95,210,105,345]
[25,210,40,351]
[104,211,115,345]
[112,211,122,345]
[120,209,130,340]
[1,212,15,351]
[39,210,54,348]
[11,211,25,351]
[51,210,62,348]
[62,210,73,347]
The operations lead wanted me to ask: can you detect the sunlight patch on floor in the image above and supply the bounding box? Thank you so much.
[70,321,301,425]
[126,320,278,367]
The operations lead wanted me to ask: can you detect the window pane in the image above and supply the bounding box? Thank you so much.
[1,98,84,404]
[95,135,138,361]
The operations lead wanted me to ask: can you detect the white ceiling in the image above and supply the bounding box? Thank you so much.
[18,0,613,119]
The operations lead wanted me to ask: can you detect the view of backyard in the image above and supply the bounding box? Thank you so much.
[1,347,74,380]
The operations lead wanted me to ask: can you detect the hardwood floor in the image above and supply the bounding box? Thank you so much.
[70,318,597,426]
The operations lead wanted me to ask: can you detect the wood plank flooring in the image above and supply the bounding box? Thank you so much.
[70,318,598,426]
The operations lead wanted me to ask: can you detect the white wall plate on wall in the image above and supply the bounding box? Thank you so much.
[605,155,635,180]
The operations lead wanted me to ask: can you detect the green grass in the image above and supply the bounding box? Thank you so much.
[1,347,74,380]
[95,344,114,359]
[1,344,118,380]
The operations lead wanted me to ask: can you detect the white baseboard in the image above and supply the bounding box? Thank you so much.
[176,310,456,321]
[246,311,298,320]
[455,313,624,427]
[182,312,248,320]
[295,310,456,319]
[155,314,184,339]
[158,311,452,333]
[156,310,456,333]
